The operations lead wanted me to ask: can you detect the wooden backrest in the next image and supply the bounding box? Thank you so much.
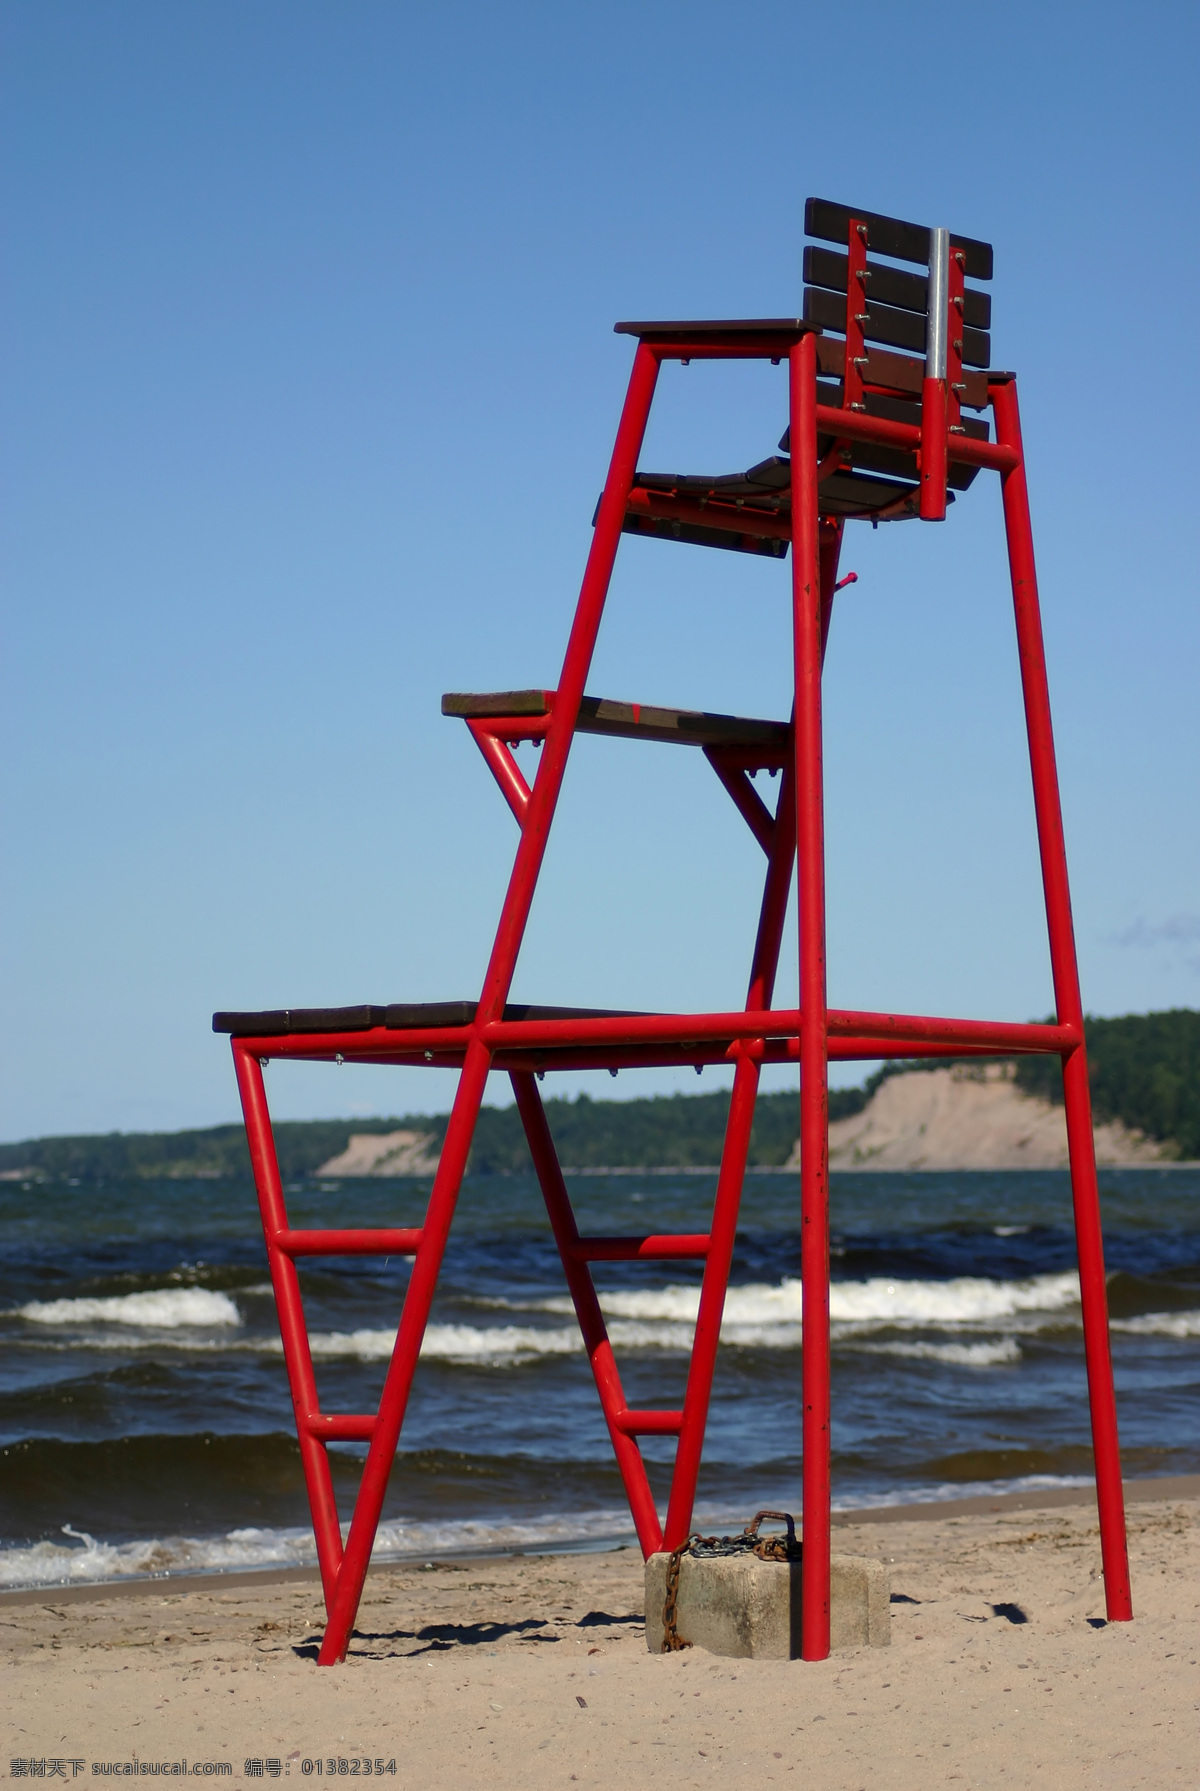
[803,197,993,373]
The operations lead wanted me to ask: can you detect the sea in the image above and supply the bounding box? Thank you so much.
[2,1166,1198,1590]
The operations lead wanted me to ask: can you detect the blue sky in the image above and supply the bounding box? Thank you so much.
[2,1,1197,1140]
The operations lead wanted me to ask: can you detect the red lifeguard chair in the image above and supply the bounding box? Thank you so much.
[217,198,1133,1664]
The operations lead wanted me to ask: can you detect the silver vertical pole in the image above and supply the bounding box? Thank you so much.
[926,227,950,379]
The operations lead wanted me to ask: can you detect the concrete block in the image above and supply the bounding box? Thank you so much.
[644,1551,889,1657]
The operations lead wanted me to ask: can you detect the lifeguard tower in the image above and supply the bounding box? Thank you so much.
[216,199,1133,1664]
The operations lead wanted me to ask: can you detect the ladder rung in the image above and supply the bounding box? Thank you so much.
[570,1233,710,1261]
[306,1414,377,1441]
[614,1409,684,1436]
[274,1227,424,1256]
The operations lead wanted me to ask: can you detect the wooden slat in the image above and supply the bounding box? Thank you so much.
[212,1005,387,1036]
[816,469,923,518]
[442,690,551,718]
[575,695,789,749]
[805,197,993,281]
[212,1000,653,1037]
[389,1002,647,1029]
[814,336,990,408]
[804,285,991,367]
[622,512,789,560]
[803,244,991,329]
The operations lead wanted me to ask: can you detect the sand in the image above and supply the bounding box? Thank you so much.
[3,1484,1197,1790]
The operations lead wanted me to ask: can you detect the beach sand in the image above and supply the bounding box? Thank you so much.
[3,1484,1197,1790]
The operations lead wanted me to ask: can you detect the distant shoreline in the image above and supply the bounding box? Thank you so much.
[4,1006,1198,1175]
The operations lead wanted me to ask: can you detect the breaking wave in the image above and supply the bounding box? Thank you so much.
[846,1338,1022,1368]
[0,1508,637,1590]
[1111,1311,1200,1339]
[534,1271,1080,1331]
[15,1289,242,1328]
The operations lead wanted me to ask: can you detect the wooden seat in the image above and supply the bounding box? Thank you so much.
[615,197,997,543]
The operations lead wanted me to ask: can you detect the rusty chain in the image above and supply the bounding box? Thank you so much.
[659,1510,802,1653]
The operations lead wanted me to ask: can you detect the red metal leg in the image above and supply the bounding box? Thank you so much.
[791,331,832,1661]
[235,1048,344,1610]
[992,376,1132,1623]
[509,1069,665,1554]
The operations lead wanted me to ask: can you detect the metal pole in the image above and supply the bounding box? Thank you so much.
[920,226,949,521]
[991,375,1132,1623]
[790,329,832,1661]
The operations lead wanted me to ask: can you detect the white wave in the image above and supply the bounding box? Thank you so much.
[0,1506,643,1591]
[536,1271,1078,1331]
[1111,1311,1200,1339]
[15,1289,242,1328]
[305,1323,583,1364]
[847,1338,1021,1368]
[829,1271,1078,1326]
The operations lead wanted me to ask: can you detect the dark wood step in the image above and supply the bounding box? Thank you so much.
[213,1001,650,1038]
[442,690,790,749]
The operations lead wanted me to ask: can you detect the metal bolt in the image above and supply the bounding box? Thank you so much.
[335,1054,344,1066]
[850,401,866,412]
[424,1050,434,1062]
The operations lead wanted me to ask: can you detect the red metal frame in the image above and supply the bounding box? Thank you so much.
[228,247,1132,1664]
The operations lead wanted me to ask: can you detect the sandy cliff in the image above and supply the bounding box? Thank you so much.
[796,1061,1169,1171]
[314,1128,441,1177]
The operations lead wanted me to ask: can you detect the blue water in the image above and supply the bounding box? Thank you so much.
[1,1167,1197,1587]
